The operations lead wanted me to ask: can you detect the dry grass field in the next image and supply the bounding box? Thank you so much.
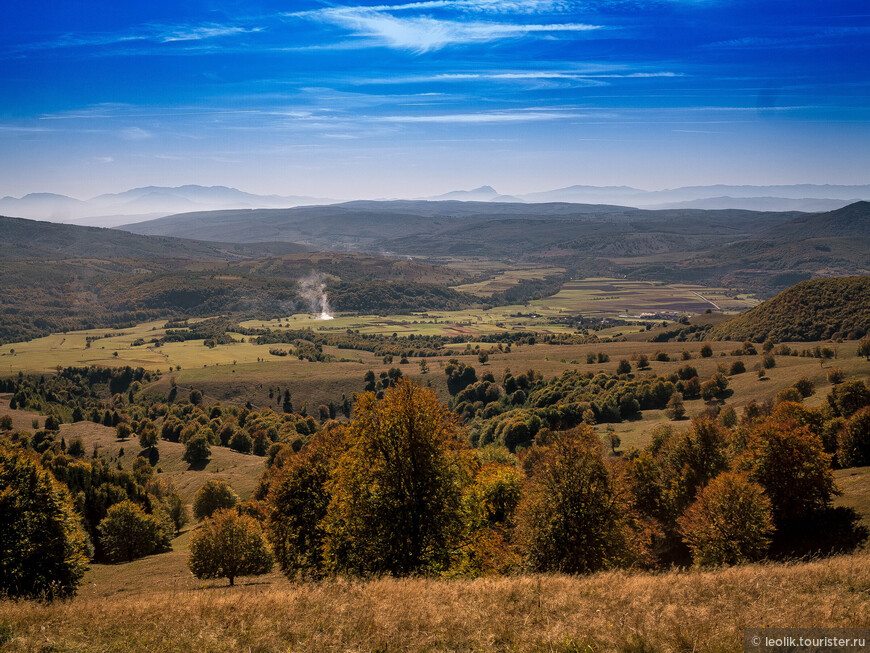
[0,551,868,652]
[1,318,869,651]
[2,327,868,453]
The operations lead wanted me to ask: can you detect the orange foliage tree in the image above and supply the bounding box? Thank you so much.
[737,419,839,523]
[678,471,774,566]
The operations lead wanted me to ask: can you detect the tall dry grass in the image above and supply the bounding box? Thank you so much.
[1,552,868,652]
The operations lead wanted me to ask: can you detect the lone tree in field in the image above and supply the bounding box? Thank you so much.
[678,472,774,566]
[98,500,172,562]
[188,509,273,586]
[193,479,239,521]
[0,446,89,600]
[322,379,470,576]
[183,433,211,466]
[858,335,870,361]
[665,392,686,420]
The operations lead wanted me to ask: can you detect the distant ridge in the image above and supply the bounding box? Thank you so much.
[759,201,870,240]
[0,214,311,260]
[0,185,335,226]
[4,183,870,224]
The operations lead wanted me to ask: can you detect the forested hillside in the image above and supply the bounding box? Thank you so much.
[708,276,870,342]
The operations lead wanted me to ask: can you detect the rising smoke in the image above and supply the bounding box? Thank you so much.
[298,272,333,320]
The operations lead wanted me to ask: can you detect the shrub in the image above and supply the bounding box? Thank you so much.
[678,472,774,566]
[193,479,240,521]
[792,377,815,398]
[775,387,803,405]
[98,500,172,562]
[0,446,89,599]
[827,368,846,385]
[188,509,273,586]
[700,344,713,358]
[729,360,745,375]
[616,360,631,374]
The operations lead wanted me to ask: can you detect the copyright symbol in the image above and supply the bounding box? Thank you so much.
[752,636,761,646]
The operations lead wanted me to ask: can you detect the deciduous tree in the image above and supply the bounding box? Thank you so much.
[0,446,89,600]
[188,509,273,586]
[322,379,470,576]
[737,419,839,523]
[193,479,239,521]
[98,500,172,562]
[678,472,773,566]
[518,426,646,573]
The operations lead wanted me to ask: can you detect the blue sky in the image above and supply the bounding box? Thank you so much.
[1,0,869,199]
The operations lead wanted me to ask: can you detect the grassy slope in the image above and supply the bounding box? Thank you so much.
[0,551,868,652]
[0,397,264,502]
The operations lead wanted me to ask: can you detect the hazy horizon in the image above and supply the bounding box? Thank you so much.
[2,0,869,199]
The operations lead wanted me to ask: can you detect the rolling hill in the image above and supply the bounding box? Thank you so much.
[758,200,870,240]
[120,200,800,256]
[0,214,311,260]
[708,275,870,342]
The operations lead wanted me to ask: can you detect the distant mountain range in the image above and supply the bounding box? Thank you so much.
[425,184,870,212]
[0,185,334,226]
[2,183,870,225]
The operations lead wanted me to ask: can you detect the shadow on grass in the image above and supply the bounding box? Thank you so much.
[186,459,209,471]
[194,579,276,591]
[770,507,869,559]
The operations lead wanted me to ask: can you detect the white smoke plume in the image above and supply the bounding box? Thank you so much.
[298,272,333,320]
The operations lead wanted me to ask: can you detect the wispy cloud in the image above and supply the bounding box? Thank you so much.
[291,6,600,53]
[353,70,681,85]
[290,1,572,17]
[120,127,152,140]
[11,22,261,54]
[372,108,590,123]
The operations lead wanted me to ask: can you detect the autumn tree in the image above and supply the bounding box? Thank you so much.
[678,472,774,566]
[322,379,470,576]
[188,509,273,586]
[0,446,89,600]
[827,380,870,418]
[518,426,645,573]
[627,418,731,541]
[665,392,685,420]
[183,433,211,465]
[193,479,239,521]
[98,500,173,562]
[267,426,345,578]
[837,407,870,468]
[737,419,839,524]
